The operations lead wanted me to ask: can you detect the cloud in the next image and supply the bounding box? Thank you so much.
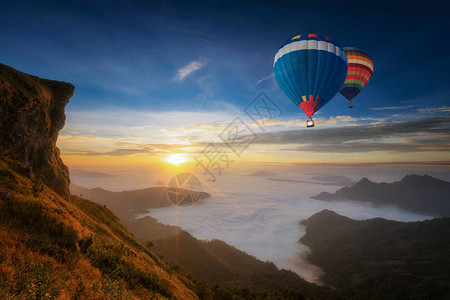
[63,142,205,157]
[369,105,417,111]
[417,105,450,113]
[256,74,274,85]
[145,177,431,284]
[70,169,114,178]
[172,60,205,83]
[248,115,450,153]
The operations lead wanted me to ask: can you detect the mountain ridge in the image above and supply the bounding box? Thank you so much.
[312,174,450,216]
[300,209,450,299]
[72,183,340,297]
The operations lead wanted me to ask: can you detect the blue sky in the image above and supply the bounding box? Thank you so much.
[1,0,449,169]
[1,0,449,114]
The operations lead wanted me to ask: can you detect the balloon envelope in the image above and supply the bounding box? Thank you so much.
[340,47,373,102]
[273,34,348,117]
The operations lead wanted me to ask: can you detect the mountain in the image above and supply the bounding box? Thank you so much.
[70,183,211,218]
[246,170,275,176]
[0,64,200,298]
[312,174,450,216]
[268,175,355,186]
[73,183,341,298]
[300,210,450,299]
[151,231,339,299]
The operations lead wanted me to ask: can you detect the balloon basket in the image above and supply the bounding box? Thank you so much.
[306,118,315,128]
[348,102,353,108]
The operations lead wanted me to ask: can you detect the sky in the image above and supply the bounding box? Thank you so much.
[1,0,449,178]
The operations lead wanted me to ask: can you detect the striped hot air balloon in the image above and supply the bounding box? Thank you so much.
[273,34,348,127]
[340,47,373,108]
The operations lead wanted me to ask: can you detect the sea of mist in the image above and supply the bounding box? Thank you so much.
[135,170,433,284]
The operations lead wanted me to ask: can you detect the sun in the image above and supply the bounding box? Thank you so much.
[165,154,188,166]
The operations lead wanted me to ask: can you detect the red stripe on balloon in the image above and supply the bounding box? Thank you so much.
[348,67,372,77]
[348,63,373,74]
[346,75,368,84]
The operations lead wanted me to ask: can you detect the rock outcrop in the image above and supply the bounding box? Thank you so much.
[0,64,74,198]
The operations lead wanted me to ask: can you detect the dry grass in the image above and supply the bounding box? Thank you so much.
[0,157,198,299]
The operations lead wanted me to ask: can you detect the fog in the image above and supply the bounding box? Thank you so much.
[137,171,432,284]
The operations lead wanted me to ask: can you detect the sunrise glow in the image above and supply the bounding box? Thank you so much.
[165,154,188,166]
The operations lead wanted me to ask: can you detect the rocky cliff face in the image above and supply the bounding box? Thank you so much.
[0,63,74,198]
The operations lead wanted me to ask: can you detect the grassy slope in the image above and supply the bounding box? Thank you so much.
[0,158,198,299]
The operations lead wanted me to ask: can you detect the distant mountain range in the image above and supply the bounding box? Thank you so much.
[246,170,276,176]
[70,183,211,218]
[300,210,450,299]
[312,174,450,216]
[268,174,355,186]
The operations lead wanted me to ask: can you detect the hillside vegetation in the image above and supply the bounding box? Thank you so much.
[0,157,199,299]
[152,231,339,299]
[300,210,450,299]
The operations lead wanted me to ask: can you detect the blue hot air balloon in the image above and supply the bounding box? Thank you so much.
[273,34,348,127]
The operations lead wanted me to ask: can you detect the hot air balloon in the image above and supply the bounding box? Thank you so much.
[340,47,373,108]
[273,34,348,127]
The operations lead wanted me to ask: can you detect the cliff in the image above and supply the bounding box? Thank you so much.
[0,64,73,198]
[0,64,200,298]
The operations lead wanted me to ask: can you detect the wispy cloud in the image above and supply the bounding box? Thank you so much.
[417,105,450,113]
[172,60,205,83]
[256,74,274,85]
[63,142,204,157]
[369,105,416,111]
[249,115,450,153]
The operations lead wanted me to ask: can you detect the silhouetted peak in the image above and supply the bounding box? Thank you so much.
[359,177,372,184]
[305,209,351,225]
[400,174,446,185]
